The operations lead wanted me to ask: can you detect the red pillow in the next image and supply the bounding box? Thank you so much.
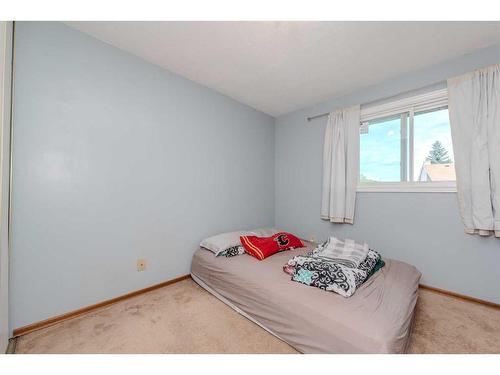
[240,232,304,260]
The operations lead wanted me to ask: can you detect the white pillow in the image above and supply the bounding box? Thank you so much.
[200,231,252,256]
[249,227,282,237]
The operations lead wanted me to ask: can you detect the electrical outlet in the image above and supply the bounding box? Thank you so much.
[137,259,146,272]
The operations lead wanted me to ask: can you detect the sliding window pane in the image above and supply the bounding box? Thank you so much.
[413,107,455,182]
[360,116,401,183]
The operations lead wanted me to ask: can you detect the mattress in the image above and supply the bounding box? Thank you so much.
[191,241,421,354]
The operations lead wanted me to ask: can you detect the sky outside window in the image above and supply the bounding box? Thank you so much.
[413,108,454,177]
[360,108,454,183]
[360,116,401,182]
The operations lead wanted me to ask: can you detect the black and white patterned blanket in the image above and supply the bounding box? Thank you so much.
[216,245,245,257]
[284,249,381,297]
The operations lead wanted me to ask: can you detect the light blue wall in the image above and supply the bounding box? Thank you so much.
[275,44,500,304]
[10,22,275,329]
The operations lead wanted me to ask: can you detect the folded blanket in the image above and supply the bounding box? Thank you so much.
[284,249,383,298]
[313,237,369,268]
[366,258,385,281]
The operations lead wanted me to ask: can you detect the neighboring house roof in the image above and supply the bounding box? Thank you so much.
[421,163,456,181]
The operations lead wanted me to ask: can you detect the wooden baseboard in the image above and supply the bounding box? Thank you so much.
[419,284,500,310]
[12,274,191,337]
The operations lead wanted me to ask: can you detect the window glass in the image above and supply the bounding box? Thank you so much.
[413,108,455,182]
[358,89,456,189]
[360,116,401,183]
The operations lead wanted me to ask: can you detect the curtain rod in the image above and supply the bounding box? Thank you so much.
[306,112,329,122]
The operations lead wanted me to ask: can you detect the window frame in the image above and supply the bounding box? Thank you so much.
[357,89,457,193]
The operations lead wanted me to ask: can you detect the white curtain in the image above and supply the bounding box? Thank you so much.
[321,105,360,224]
[447,64,500,238]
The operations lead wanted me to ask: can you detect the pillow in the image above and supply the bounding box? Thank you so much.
[200,231,252,256]
[249,227,282,237]
[240,232,304,260]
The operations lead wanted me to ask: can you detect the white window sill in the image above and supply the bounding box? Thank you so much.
[357,182,457,193]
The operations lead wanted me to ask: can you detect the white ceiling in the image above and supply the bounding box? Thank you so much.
[65,22,500,117]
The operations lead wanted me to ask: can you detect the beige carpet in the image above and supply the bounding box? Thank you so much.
[15,278,500,354]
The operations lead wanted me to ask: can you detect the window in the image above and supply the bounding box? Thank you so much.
[358,89,456,192]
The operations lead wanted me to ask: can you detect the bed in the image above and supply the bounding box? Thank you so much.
[191,241,421,354]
